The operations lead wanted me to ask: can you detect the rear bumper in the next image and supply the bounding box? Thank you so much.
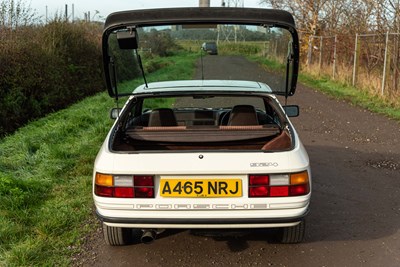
[96,209,309,229]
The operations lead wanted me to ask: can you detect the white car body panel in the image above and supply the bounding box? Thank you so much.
[93,99,311,228]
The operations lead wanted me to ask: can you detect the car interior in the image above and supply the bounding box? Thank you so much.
[110,95,293,152]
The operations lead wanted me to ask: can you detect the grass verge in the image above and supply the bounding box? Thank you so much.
[298,74,400,121]
[0,53,197,266]
[0,93,114,266]
[250,56,400,121]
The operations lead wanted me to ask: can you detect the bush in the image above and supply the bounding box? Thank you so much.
[142,30,181,57]
[0,20,104,136]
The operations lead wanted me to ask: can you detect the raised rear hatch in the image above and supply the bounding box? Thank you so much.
[101,7,299,98]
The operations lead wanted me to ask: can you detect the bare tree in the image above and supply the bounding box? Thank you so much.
[0,0,39,29]
[261,0,329,36]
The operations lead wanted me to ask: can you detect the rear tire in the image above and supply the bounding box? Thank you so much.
[278,220,306,244]
[102,223,134,246]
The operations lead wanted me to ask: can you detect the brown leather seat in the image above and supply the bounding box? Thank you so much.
[148,108,178,126]
[227,105,259,126]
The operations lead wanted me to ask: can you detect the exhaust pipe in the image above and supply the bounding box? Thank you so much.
[141,230,157,244]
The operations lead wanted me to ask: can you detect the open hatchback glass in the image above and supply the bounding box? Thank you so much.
[102,7,299,98]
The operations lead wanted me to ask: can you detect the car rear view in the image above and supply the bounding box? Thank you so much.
[94,7,311,245]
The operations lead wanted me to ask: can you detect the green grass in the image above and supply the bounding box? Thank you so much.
[298,74,400,121]
[118,52,198,95]
[146,52,198,83]
[249,55,285,72]
[0,53,197,266]
[0,93,114,266]
[249,56,400,121]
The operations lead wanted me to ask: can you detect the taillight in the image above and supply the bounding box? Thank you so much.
[114,187,134,198]
[249,175,269,186]
[134,176,154,186]
[270,186,289,197]
[134,176,154,198]
[290,184,310,196]
[249,171,309,198]
[95,173,154,198]
[95,185,113,197]
[135,187,154,198]
[249,175,269,197]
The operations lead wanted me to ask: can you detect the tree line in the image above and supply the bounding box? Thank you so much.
[263,0,400,37]
[263,0,400,96]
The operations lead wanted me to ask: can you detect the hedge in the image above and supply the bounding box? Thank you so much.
[0,20,104,136]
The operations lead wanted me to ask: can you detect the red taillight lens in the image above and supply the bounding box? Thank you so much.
[114,187,135,198]
[270,186,289,197]
[95,185,113,197]
[135,187,154,198]
[134,176,154,198]
[249,186,269,197]
[249,175,269,197]
[249,175,269,185]
[290,184,310,196]
[134,176,154,186]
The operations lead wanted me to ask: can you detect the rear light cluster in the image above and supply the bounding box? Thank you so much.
[249,171,309,197]
[95,173,154,198]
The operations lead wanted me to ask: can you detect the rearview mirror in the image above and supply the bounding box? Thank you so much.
[110,108,122,119]
[283,105,299,117]
[117,30,138,49]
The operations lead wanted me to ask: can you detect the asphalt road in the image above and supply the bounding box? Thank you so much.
[75,56,400,266]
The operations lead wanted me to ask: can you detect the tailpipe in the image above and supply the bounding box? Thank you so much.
[141,230,157,244]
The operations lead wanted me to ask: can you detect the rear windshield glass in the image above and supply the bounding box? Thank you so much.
[108,24,293,95]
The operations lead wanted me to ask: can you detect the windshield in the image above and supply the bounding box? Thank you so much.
[105,17,298,97]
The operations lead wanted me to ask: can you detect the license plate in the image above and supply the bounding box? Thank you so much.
[160,179,242,197]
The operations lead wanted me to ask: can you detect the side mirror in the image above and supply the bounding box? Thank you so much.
[110,108,122,119]
[283,105,299,117]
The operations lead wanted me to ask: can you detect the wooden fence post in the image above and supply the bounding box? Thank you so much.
[333,35,337,79]
[307,36,313,65]
[319,36,323,72]
[393,33,399,93]
[352,34,360,86]
[382,31,390,95]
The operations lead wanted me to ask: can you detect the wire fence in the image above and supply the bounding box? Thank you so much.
[306,32,400,97]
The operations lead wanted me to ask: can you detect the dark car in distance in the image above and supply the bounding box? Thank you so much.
[202,41,218,55]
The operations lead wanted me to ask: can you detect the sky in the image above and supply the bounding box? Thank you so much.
[28,0,266,21]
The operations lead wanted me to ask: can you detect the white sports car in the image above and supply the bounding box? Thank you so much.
[94,7,311,245]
